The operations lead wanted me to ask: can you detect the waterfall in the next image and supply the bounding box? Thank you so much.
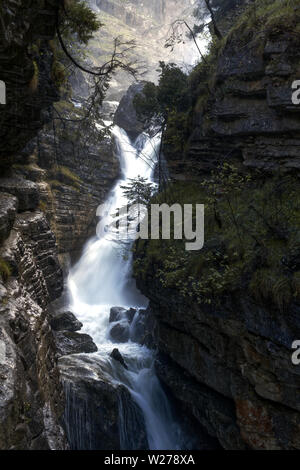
[67,126,184,450]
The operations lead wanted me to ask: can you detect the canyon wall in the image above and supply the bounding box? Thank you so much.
[0,0,119,448]
[0,0,67,449]
[135,3,300,450]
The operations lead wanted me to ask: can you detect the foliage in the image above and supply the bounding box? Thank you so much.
[164,110,191,154]
[134,168,300,311]
[133,82,160,125]
[134,62,191,162]
[61,0,102,45]
[134,62,190,125]
[121,176,155,207]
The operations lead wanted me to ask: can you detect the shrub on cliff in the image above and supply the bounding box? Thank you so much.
[133,169,300,312]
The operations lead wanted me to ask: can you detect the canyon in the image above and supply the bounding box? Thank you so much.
[0,0,300,451]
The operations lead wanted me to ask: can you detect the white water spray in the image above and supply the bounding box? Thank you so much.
[67,126,183,450]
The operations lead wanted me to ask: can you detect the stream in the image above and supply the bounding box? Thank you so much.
[67,126,184,450]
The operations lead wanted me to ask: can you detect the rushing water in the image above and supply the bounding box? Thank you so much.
[67,126,184,450]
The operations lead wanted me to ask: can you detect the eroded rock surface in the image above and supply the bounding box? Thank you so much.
[60,354,148,450]
[0,209,66,449]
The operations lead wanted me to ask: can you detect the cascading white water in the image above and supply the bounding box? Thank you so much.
[67,126,184,450]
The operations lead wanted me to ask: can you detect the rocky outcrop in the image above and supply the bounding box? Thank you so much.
[50,311,83,332]
[0,193,18,243]
[114,82,147,140]
[166,31,300,179]
[136,275,300,450]
[11,105,120,264]
[0,178,39,212]
[0,208,66,449]
[110,348,128,370]
[60,354,148,450]
[54,331,98,357]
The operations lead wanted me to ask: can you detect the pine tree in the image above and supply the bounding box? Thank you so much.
[120,176,155,207]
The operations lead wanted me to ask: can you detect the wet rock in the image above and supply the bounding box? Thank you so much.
[110,322,130,343]
[110,348,128,370]
[50,311,83,332]
[59,354,148,450]
[54,331,98,356]
[126,308,136,323]
[130,308,155,348]
[110,306,137,324]
[155,353,245,450]
[109,306,127,322]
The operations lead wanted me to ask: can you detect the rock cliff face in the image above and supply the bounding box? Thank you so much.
[0,206,66,449]
[11,120,119,263]
[136,277,300,450]
[0,0,69,450]
[166,26,300,179]
[60,354,148,450]
[0,0,60,168]
[135,5,300,450]
[0,0,119,449]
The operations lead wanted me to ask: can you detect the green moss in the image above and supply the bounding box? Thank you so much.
[57,165,82,185]
[29,60,39,92]
[52,60,67,88]
[0,258,11,282]
[225,0,299,46]
[38,200,47,212]
[54,100,76,114]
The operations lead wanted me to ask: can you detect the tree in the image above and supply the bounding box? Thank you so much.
[133,63,191,189]
[121,176,155,207]
[56,1,138,80]
[60,0,102,45]
[49,0,141,170]
[134,62,190,124]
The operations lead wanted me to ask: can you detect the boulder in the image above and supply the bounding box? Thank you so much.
[59,354,148,450]
[110,306,137,324]
[110,321,130,343]
[50,311,83,332]
[109,306,127,323]
[54,331,97,356]
[110,348,128,370]
[113,82,147,140]
[126,307,137,323]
